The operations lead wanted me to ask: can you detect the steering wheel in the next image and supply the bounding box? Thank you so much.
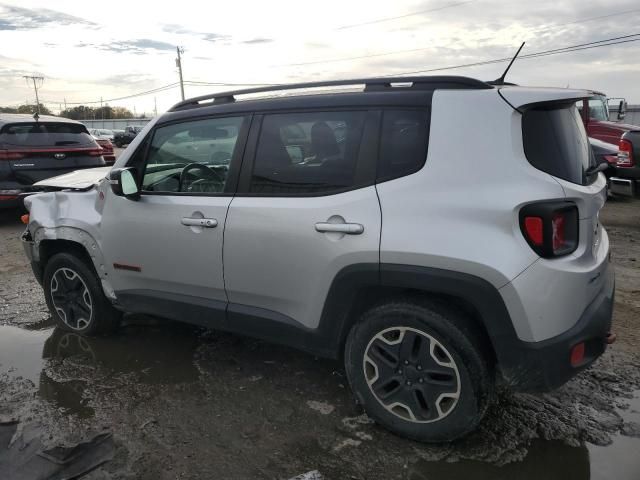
[178,163,225,192]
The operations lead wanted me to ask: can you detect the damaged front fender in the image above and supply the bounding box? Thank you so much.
[22,181,117,301]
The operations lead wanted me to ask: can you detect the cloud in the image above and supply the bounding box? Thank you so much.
[76,39,175,55]
[162,24,197,35]
[161,23,231,43]
[0,4,96,30]
[202,32,232,43]
[242,37,274,44]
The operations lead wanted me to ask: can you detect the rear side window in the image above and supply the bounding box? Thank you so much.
[377,109,429,182]
[0,122,93,147]
[522,104,596,185]
[250,111,366,195]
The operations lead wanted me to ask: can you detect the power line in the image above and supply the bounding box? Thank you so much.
[41,81,278,106]
[380,34,640,77]
[44,83,181,105]
[532,8,640,32]
[275,9,640,68]
[335,1,476,30]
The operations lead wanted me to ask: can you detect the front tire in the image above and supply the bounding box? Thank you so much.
[344,300,492,442]
[43,253,121,335]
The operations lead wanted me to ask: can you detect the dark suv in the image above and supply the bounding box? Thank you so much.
[0,114,106,208]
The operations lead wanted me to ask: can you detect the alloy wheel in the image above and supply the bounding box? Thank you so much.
[363,326,461,423]
[50,267,93,330]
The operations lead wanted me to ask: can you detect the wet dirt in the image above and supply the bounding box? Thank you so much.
[1,198,640,479]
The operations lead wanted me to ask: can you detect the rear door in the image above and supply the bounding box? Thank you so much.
[223,110,381,330]
[101,115,250,316]
[0,122,105,184]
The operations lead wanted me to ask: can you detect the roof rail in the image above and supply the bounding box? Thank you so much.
[168,75,492,111]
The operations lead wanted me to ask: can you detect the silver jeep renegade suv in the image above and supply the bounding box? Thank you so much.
[21,76,615,442]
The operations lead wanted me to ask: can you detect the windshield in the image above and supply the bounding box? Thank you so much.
[587,95,609,122]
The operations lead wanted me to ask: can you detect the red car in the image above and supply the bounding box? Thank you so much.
[578,93,639,196]
[93,136,115,165]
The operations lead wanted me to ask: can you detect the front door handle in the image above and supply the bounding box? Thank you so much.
[181,217,217,228]
[315,222,364,235]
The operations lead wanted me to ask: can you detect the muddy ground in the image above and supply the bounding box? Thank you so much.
[0,197,639,479]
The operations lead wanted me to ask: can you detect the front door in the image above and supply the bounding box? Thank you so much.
[101,114,249,316]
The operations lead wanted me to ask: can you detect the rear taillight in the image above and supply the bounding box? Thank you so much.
[617,139,634,167]
[520,202,579,257]
[603,155,618,166]
[0,150,25,160]
[523,217,543,245]
[88,148,104,156]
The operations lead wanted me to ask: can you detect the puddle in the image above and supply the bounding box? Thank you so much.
[0,323,639,478]
[408,439,589,479]
[0,325,53,382]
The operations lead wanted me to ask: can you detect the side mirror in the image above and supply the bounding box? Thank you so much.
[109,167,140,200]
[618,100,627,121]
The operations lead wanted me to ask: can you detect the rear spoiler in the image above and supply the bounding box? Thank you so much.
[498,87,592,113]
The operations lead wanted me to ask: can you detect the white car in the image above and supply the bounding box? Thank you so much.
[89,128,114,141]
[22,76,615,442]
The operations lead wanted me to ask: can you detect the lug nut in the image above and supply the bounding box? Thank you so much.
[419,378,424,383]
[404,360,409,365]
[406,381,412,386]
[417,365,422,371]
[397,369,403,375]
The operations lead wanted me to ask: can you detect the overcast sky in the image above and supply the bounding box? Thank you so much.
[0,0,638,115]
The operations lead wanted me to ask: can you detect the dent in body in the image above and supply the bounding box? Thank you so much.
[24,180,117,300]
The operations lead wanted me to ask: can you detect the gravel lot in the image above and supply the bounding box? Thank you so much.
[0,196,639,479]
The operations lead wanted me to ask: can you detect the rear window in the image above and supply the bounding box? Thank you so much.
[0,122,93,147]
[522,104,596,185]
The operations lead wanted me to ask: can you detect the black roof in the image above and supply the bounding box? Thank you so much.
[160,75,491,125]
[170,76,490,112]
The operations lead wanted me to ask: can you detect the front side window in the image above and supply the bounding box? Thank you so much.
[250,111,366,195]
[141,116,245,194]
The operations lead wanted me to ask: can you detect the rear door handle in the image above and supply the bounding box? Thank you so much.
[181,217,218,228]
[315,222,364,235]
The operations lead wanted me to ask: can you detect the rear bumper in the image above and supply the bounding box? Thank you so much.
[499,262,614,392]
[609,177,635,197]
[0,195,22,208]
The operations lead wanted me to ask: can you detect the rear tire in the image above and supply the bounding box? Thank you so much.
[344,299,492,442]
[43,253,121,336]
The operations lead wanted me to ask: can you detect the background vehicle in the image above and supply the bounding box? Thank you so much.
[578,94,640,196]
[610,129,640,196]
[91,134,115,165]
[577,93,631,144]
[113,125,142,147]
[589,137,618,181]
[89,128,114,141]
[0,113,105,208]
[22,77,614,442]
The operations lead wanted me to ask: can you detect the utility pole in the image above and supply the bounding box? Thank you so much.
[176,46,185,101]
[23,75,44,114]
